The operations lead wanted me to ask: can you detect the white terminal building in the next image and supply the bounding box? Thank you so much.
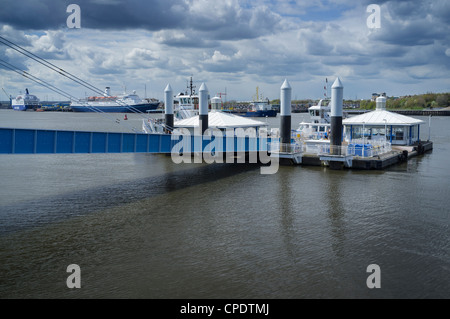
[174,96,268,136]
[343,96,424,146]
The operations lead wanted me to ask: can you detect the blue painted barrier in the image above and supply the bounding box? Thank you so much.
[0,128,271,155]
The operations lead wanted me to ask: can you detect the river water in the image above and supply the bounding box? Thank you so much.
[0,109,449,299]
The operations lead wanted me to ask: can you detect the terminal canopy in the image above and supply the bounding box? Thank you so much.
[343,109,424,126]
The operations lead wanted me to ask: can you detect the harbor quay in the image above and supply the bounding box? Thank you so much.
[285,140,433,169]
[0,78,434,171]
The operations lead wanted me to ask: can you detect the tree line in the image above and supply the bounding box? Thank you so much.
[359,93,450,110]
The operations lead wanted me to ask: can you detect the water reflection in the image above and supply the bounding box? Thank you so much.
[276,167,296,259]
[324,169,347,259]
[0,160,261,234]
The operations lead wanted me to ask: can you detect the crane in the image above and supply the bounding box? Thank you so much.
[2,87,11,99]
[2,88,12,107]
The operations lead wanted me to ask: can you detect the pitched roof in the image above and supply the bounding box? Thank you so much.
[343,110,424,126]
[174,111,268,128]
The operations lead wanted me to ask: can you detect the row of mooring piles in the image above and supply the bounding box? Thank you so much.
[163,78,343,168]
[164,82,209,134]
[277,77,345,168]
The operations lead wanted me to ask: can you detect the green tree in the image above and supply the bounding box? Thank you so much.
[436,94,449,107]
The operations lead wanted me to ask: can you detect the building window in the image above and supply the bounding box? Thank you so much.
[392,127,404,141]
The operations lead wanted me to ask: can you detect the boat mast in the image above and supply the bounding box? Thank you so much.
[187,76,196,96]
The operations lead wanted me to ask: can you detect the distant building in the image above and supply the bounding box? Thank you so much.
[371,92,387,101]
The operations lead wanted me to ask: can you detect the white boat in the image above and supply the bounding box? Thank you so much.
[142,77,199,134]
[295,98,331,140]
[11,89,41,111]
[173,77,200,120]
[142,83,270,136]
[70,87,160,113]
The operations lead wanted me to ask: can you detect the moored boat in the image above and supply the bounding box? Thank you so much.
[70,87,160,113]
[11,89,41,111]
[295,98,331,140]
[242,87,277,117]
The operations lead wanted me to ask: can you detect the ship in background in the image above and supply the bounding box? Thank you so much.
[11,89,41,111]
[70,87,160,113]
[241,86,277,117]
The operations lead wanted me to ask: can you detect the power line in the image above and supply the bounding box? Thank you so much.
[0,58,140,132]
[0,35,150,116]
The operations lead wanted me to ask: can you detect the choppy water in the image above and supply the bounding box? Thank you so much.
[0,109,449,298]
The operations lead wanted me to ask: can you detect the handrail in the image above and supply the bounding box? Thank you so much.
[316,142,392,158]
[269,142,302,154]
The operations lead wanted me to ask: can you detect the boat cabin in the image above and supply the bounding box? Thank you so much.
[308,99,331,124]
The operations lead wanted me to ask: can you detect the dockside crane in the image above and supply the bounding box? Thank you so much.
[2,88,12,108]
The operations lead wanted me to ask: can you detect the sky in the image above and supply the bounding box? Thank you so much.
[0,0,449,102]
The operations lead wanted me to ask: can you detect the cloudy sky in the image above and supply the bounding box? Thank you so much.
[0,0,449,102]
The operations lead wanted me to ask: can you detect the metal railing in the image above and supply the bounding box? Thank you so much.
[346,141,392,158]
[142,118,166,134]
[312,141,392,158]
[317,145,351,156]
[269,142,302,154]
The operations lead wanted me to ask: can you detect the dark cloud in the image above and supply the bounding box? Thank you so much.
[304,35,334,56]
[371,17,447,47]
[0,0,282,44]
[0,1,68,30]
[365,0,450,47]
[0,0,185,31]
[1,0,449,99]
[156,30,220,48]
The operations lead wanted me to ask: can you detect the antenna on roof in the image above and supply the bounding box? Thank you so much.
[186,76,196,96]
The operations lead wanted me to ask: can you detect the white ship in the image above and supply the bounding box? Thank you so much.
[11,89,41,111]
[70,87,160,113]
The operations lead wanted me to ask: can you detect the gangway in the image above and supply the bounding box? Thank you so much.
[0,127,270,155]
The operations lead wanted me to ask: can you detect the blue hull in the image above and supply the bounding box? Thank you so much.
[242,110,277,117]
[12,104,40,111]
[70,102,160,113]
